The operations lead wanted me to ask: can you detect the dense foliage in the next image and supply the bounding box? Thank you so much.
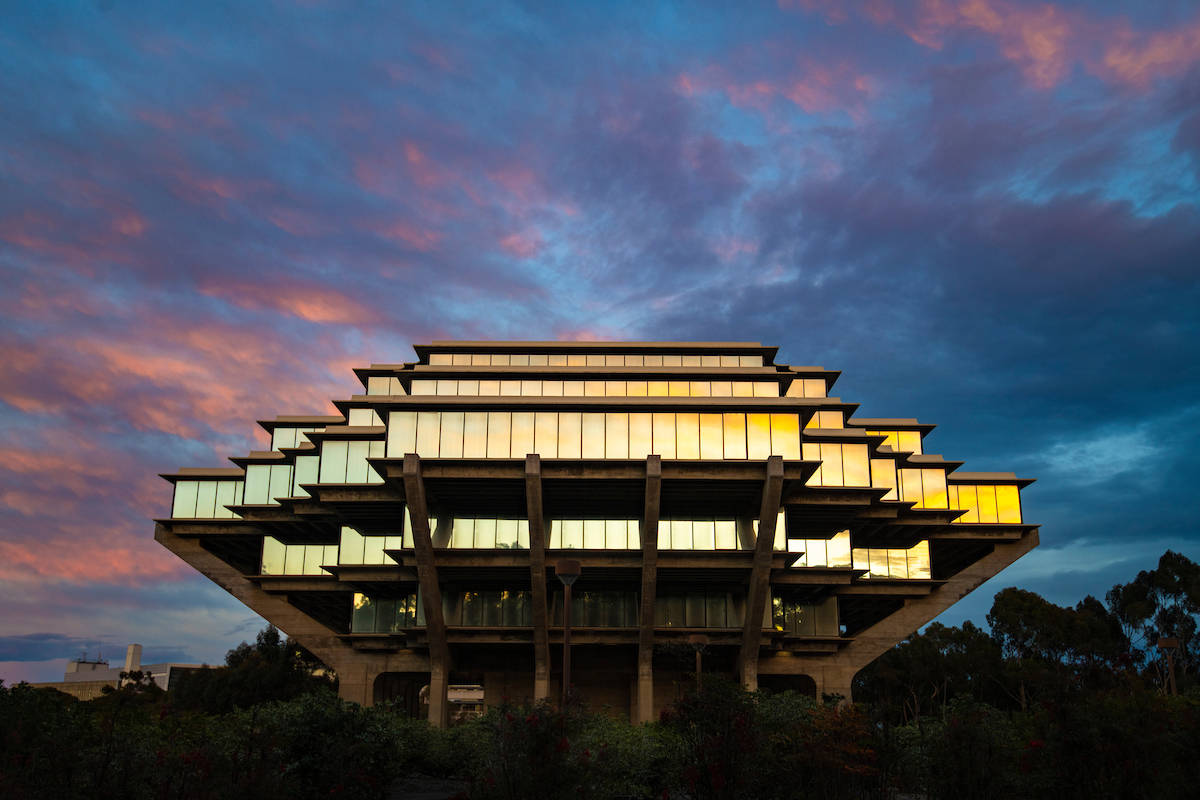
[3,552,1199,798]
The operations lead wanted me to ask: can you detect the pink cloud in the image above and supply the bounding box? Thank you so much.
[499,230,544,259]
[781,0,1200,90]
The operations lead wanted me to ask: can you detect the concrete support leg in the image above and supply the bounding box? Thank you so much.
[337,663,374,706]
[428,660,449,728]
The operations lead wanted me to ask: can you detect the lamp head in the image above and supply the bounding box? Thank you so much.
[555,559,582,586]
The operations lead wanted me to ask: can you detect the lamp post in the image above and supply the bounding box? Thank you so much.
[688,633,709,690]
[1157,637,1179,696]
[556,559,581,709]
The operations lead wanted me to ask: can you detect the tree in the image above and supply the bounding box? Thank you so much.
[1107,550,1200,691]
[170,624,335,713]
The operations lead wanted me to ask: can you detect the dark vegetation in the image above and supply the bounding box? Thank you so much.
[2,551,1198,799]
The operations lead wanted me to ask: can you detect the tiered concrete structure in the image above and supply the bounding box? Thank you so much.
[156,341,1037,725]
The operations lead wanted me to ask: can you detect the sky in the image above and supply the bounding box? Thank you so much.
[1,0,1198,684]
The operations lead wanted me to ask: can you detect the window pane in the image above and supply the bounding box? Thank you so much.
[534,412,558,458]
[244,465,271,504]
[318,443,347,484]
[429,354,452,366]
[436,379,457,396]
[486,412,511,458]
[629,413,653,459]
[261,537,286,574]
[977,485,998,523]
[464,412,488,458]
[871,459,898,500]
[583,519,605,549]
[561,519,584,549]
[549,354,567,366]
[452,353,470,365]
[699,414,724,459]
[769,414,802,459]
[711,381,732,397]
[500,381,521,397]
[922,469,948,509]
[732,382,754,397]
[605,413,629,458]
[521,380,541,396]
[558,413,582,458]
[842,444,870,487]
[723,414,747,459]
[542,380,563,397]
[340,527,364,565]
[173,481,198,518]
[345,443,369,483]
[475,518,497,548]
[754,382,776,397]
[899,468,923,505]
[828,531,852,567]
[647,381,668,397]
[676,413,700,459]
[439,411,465,458]
[510,412,535,458]
[996,485,1021,523]
[479,380,500,395]
[452,517,475,548]
[888,550,909,579]
[388,411,418,457]
[643,355,663,366]
[898,431,922,454]
[693,519,715,550]
[686,594,706,626]
[605,519,628,549]
[746,413,771,459]
[652,413,677,458]
[496,518,519,548]
[908,541,931,579]
[715,520,737,550]
[820,443,844,486]
[626,381,647,397]
[671,519,692,549]
[563,381,584,396]
[411,379,436,395]
[415,412,441,458]
[955,484,979,523]
[582,413,605,458]
[352,594,376,633]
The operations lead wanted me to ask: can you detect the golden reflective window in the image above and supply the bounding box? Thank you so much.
[676,413,700,459]
[486,412,511,458]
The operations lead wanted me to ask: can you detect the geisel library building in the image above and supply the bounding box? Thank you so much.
[156,341,1037,725]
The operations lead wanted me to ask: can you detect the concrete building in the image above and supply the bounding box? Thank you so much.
[31,643,207,700]
[156,341,1037,725]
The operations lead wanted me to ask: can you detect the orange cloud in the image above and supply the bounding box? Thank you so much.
[198,277,380,325]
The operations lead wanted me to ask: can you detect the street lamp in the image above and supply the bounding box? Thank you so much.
[688,633,709,689]
[556,559,581,709]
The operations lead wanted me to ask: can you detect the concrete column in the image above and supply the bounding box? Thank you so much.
[403,454,452,728]
[123,643,142,673]
[636,455,662,724]
[738,456,783,690]
[428,659,449,728]
[337,662,373,706]
[525,454,551,703]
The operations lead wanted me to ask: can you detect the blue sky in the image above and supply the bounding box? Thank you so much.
[1,0,1198,682]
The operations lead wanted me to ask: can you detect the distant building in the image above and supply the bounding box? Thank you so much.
[156,341,1038,725]
[31,643,207,700]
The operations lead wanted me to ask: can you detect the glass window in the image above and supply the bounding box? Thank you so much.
[842,444,870,487]
[542,380,563,397]
[740,355,763,367]
[922,469,949,509]
[626,380,647,396]
[652,413,677,458]
[643,355,663,366]
[753,382,776,397]
[464,412,488,457]
[770,414,802,459]
[563,381,585,396]
[475,518,497,548]
[715,520,737,550]
[535,412,558,458]
[625,355,643,366]
[629,413,652,459]
[820,442,844,486]
[671,519,692,549]
[510,412,535,458]
[977,485,998,523]
[436,380,457,396]
[668,381,689,397]
[693,519,716,550]
[486,412,511,458]
[411,379,436,395]
[898,431,923,454]
[439,411,465,458]
[732,382,755,397]
[415,412,441,457]
[549,354,567,366]
[529,354,548,366]
[996,485,1022,523]
[676,413,700,459]
[479,380,500,395]
[521,380,541,396]
[500,380,521,397]
[582,413,605,458]
[510,354,529,366]
[244,465,271,504]
[583,519,605,549]
[605,413,629,458]
[452,353,470,365]
[648,381,668,397]
[723,414,747,459]
[429,354,452,365]
[340,527,364,564]
[172,481,198,518]
[388,411,418,457]
[558,412,582,458]
[828,531,852,567]
[746,413,772,459]
[699,414,724,459]
[871,459,898,500]
[586,354,604,366]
